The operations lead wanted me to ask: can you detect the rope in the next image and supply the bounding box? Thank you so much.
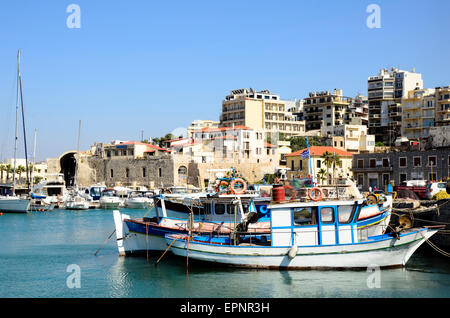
[418,230,450,258]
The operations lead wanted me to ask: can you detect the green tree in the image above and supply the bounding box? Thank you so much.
[17,165,26,182]
[317,168,327,185]
[331,153,342,184]
[0,164,6,182]
[321,151,333,185]
[288,136,323,152]
[6,164,13,182]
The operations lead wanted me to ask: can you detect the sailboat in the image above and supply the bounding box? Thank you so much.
[65,120,90,210]
[0,50,31,213]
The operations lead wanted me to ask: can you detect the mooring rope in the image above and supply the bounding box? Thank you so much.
[418,230,450,258]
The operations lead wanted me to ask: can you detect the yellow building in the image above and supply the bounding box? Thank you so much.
[285,146,354,184]
[401,88,436,139]
[219,88,305,139]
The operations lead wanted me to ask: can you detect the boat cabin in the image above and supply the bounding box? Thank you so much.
[0,184,14,196]
[269,200,365,247]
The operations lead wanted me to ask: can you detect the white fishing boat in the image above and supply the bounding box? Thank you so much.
[99,188,121,209]
[124,191,153,209]
[165,194,440,269]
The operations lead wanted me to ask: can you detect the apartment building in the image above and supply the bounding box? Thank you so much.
[367,68,423,145]
[187,120,219,139]
[219,88,305,139]
[401,88,436,139]
[435,86,450,127]
[303,89,353,131]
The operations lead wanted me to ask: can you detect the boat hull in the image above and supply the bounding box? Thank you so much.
[166,228,438,269]
[124,200,151,209]
[0,198,30,213]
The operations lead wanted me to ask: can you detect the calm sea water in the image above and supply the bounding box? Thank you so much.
[0,207,449,298]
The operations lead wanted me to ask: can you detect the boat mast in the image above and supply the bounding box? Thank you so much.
[31,129,37,186]
[12,50,20,194]
[74,119,81,190]
[19,61,30,192]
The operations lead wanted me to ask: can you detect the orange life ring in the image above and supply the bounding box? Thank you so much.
[230,178,247,195]
[215,181,229,193]
[308,187,323,201]
[284,185,297,201]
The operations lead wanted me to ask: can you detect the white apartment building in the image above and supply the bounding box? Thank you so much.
[219,88,305,139]
[170,125,278,164]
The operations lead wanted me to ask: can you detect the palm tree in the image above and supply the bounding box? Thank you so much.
[17,165,26,183]
[321,151,333,185]
[6,164,13,182]
[331,153,342,185]
[0,164,6,183]
[317,168,327,185]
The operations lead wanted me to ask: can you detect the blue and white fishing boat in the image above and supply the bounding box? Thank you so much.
[165,195,440,269]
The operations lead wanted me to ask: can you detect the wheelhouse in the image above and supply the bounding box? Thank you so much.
[269,200,365,247]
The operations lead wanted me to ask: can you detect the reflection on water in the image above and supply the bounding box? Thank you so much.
[0,207,449,298]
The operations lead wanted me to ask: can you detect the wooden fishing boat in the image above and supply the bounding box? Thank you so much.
[165,196,440,269]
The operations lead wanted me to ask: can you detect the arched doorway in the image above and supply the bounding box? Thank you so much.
[60,152,77,187]
[178,165,188,184]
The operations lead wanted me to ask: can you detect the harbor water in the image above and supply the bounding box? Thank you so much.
[1,207,449,298]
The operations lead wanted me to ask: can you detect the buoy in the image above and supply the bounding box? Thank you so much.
[230,178,247,195]
[308,187,323,201]
[288,245,298,259]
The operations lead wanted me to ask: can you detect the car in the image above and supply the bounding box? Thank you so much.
[425,181,448,200]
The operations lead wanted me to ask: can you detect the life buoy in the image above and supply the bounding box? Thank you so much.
[284,185,297,201]
[230,178,247,195]
[215,181,229,193]
[308,187,323,201]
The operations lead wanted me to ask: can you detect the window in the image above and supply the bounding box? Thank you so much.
[142,167,146,177]
[158,168,162,177]
[357,159,364,168]
[227,204,236,214]
[293,207,317,226]
[316,160,321,168]
[299,160,303,170]
[125,168,129,178]
[338,205,354,224]
[428,156,437,167]
[215,204,225,215]
[382,158,389,167]
[110,169,114,178]
[369,159,376,168]
[413,157,421,167]
[429,172,437,181]
[320,207,334,224]
[399,173,407,184]
[399,157,407,168]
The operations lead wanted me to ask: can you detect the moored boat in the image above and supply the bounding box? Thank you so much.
[99,188,121,209]
[124,190,153,209]
[165,194,439,269]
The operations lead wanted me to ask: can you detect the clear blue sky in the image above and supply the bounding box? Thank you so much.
[0,0,449,161]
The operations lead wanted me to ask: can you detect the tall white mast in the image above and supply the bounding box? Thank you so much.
[12,49,20,194]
